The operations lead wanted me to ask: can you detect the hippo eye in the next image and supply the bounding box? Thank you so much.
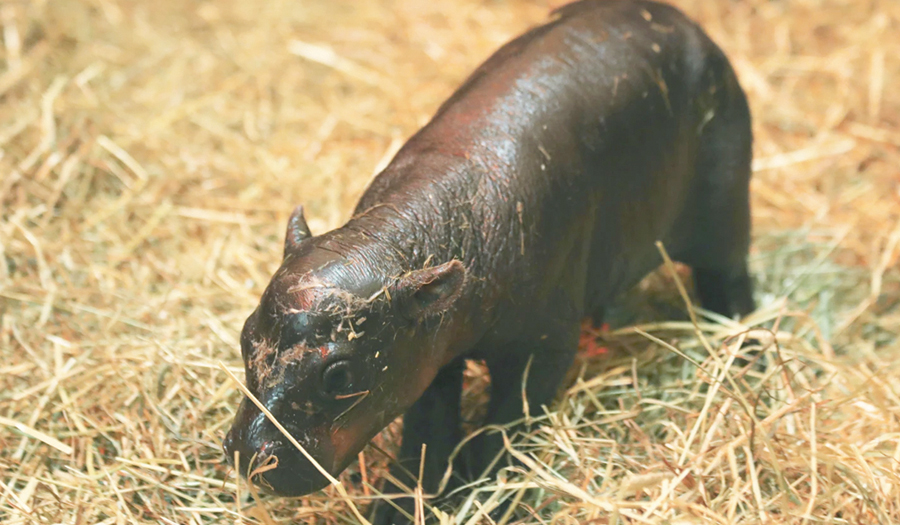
[321,361,353,395]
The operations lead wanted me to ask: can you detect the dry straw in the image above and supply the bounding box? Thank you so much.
[2,0,899,524]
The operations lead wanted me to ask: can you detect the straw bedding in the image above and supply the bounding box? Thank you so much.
[1,0,898,523]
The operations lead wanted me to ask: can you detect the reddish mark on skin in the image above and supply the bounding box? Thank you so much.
[329,417,376,472]
[579,321,610,358]
[330,426,353,464]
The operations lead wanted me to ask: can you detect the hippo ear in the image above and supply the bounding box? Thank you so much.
[395,260,466,320]
[284,205,313,258]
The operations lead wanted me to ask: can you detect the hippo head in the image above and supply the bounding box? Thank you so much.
[223,205,465,496]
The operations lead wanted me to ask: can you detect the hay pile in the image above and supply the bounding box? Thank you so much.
[2,0,898,523]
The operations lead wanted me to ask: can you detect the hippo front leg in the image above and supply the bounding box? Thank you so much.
[471,326,580,480]
[372,358,464,525]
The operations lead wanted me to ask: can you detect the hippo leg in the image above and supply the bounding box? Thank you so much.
[372,358,464,525]
[590,305,606,327]
[680,74,756,319]
[693,266,755,318]
[470,326,580,479]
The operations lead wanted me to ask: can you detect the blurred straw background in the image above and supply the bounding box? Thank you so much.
[1,0,898,523]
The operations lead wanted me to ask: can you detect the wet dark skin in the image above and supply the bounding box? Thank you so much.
[223,0,755,523]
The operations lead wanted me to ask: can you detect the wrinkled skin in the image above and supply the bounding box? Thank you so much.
[224,0,755,522]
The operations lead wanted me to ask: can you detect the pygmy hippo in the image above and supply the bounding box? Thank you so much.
[223,0,755,521]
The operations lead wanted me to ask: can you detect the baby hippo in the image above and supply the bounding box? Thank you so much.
[223,0,755,521]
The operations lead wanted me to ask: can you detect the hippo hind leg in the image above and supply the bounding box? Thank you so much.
[680,71,756,319]
[693,267,755,318]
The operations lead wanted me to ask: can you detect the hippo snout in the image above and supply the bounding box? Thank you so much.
[224,397,334,497]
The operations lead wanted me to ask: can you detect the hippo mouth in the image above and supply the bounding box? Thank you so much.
[242,439,335,497]
[223,397,338,497]
[223,396,381,498]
